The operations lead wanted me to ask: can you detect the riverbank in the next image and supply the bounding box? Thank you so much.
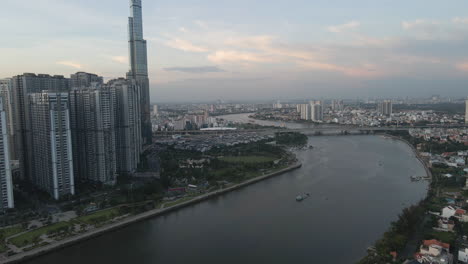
[3,162,302,264]
[383,134,433,182]
[357,134,434,263]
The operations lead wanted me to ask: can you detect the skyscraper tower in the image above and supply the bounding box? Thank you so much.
[127,0,151,144]
[465,99,468,124]
[28,92,75,200]
[0,97,14,210]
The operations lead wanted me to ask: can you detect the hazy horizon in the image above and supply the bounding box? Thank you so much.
[2,0,468,102]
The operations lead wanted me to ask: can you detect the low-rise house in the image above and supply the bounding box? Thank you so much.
[437,218,455,232]
[415,239,453,264]
[420,239,450,257]
[455,209,467,218]
[442,206,457,218]
[459,247,468,264]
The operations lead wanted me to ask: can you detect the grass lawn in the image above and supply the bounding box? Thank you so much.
[23,242,49,252]
[220,156,277,164]
[0,243,8,253]
[9,222,73,248]
[76,208,120,225]
[0,225,26,239]
[427,231,456,244]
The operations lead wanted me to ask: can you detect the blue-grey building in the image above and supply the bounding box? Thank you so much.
[127,0,152,145]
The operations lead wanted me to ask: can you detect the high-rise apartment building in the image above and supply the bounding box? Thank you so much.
[378,100,393,117]
[127,0,151,145]
[299,104,311,120]
[11,74,70,180]
[70,72,103,88]
[69,87,117,185]
[0,79,15,159]
[152,104,159,117]
[109,78,142,173]
[465,99,468,124]
[310,101,323,121]
[331,100,344,112]
[0,97,14,210]
[28,92,75,200]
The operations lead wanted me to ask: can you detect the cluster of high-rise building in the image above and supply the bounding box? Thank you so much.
[378,100,393,117]
[0,0,151,205]
[331,100,344,112]
[297,101,324,122]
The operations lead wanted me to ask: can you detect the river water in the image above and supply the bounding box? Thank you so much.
[28,115,428,264]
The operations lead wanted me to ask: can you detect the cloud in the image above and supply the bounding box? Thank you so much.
[56,61,83,69]
[207,50,274,63]
[327,21,360,33]
[225,35,275,49]
[111,56,127,64]
[402,19,439,30]
[453,17,468,24]
[166,38,208,52]
[299,61,380,78]
[455,62,468,72]
[164,66,225,73]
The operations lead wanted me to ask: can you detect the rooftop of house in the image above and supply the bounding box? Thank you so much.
[423,239,450,250]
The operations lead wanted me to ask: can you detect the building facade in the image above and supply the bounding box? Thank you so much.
[331,100,344,112]
[69,87,117,185]
[28,92,75,200]
[127,0,152,145]
[0,79,15,159]
[70,72,103,88]
[378,100,393,117]
[310,101,323,121]
[465,99,468,124]
[10,73,70,181]
[0,97,14,209]
[299,104,311,120]
[109,79,142,173]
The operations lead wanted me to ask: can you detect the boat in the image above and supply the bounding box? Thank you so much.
[296,193,310,202]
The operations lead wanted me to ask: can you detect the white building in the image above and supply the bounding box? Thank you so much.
[28,92,75,200]
[441,206,457,218]
[0,79,15,160]
[459,247,468,263]
[465,99,468,124]
[298,104,311,120]
[0,97,14,209]
[153,104,159,117]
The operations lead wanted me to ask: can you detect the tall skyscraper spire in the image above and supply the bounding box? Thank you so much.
[127,0,152,144]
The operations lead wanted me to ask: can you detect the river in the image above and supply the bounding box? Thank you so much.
[27,115,428,264]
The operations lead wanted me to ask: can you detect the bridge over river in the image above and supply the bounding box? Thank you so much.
[153,124,468,136]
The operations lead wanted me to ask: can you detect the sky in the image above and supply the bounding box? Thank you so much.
[1,0,468,102]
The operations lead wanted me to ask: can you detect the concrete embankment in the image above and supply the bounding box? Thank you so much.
[4,162,302,264]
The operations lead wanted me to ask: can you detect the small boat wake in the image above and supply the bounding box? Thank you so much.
[296,193,310,202]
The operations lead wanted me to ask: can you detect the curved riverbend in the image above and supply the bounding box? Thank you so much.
[25,136,428,264]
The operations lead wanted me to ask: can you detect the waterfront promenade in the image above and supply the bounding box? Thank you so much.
[3,163,302,264]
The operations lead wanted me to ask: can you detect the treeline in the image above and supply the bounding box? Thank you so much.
[386,130,467,154]
[358,201,429,264]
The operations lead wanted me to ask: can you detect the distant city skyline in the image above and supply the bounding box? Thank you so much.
[2,0,468,101]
